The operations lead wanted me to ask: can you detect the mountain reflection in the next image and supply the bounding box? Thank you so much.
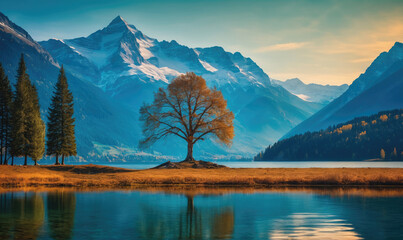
[0,192,44,240]
[137,195,234,239]
[47,191,76,240]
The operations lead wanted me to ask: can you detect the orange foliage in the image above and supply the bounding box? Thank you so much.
[340,124,353,131]
[372,120,377,124]
[359,131,366,137]
[380,114,388,122]
[139,72,234,160]
[380,149,386,159]
[333,124,353,134]
[361,121,368,126]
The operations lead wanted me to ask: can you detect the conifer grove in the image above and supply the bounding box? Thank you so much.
[0,55,76,165]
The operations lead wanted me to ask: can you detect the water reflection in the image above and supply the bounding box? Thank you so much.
[0,187,401,239]
[137,195,234,239]
[47,191,76,240]
[0,192,44,239]
[270,213,362,239]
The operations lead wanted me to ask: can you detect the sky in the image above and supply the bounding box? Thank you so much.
[2,0,403,85]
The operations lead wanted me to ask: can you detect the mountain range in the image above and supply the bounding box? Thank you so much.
[284,42,403,139]
[0,13,323,161]
[272,78,348,104]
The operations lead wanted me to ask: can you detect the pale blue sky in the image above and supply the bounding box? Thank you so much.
[2,0,403,84]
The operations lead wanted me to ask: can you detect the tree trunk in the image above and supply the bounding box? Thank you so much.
[34,159,37,166]
[11,156,14,166]
[184,141,194,162]
[62,155,65,165]
[55,154,60,165]
[24,155,27,166]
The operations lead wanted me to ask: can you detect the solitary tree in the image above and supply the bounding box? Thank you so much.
[47,67,76,165]
[0,63,13,165]
[139,72,234,161]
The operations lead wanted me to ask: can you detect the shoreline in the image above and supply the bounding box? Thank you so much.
[0,164,402,188]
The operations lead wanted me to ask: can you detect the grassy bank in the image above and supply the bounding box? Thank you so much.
[0,164,402,188]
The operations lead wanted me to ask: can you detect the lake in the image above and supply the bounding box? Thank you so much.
[0,187,402,239]
[93,161,403,170]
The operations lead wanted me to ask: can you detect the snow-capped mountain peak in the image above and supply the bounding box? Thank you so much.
[41,16,276,90]
[108,15,130,28]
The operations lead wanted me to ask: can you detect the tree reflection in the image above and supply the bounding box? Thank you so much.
[0,192,45,240]
[211,206,234,239]
[137,194,234,239]
[47,191,76,240]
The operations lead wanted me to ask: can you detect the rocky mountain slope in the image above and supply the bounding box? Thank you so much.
[284,42,403,139]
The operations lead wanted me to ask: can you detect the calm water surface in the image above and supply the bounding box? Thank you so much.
[95,161,403,169]
[0,188,402,239]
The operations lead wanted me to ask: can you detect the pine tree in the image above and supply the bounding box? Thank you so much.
[0,63,13,165]
[11,55,32,165]
[27,84,45,165]
[47,67,76,165]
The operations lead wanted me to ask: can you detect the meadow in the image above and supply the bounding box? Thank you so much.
[0,164,402,188]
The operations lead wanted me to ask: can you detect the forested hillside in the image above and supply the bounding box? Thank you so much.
[255,109,403,161]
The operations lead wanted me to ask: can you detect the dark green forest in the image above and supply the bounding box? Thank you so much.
[0,55,76,165]
[255,109,403,161]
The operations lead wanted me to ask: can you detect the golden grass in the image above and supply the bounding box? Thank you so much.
[0,164,402,188]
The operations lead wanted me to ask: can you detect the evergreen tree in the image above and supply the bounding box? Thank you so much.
[0,63,13,165]
[47,67,76,165]
[27,84,45,165]
[256,109,403,161]
[10,55,32,165]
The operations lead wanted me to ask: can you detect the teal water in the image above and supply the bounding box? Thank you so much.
[95,161,403,169]
[0,188,402,239]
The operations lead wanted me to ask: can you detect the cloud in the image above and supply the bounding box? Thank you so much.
[255,42,309,53]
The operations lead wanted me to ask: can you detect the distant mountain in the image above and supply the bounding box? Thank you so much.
[39,15,323,159]
[0,12,154,162]
[255,109,403,161]
[284,42,403,139]
[272,78,348,104]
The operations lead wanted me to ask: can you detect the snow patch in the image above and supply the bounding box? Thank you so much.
[137,37,155,59]
[66,31,123,67]
[294,93,311,102]
[124,62,181,83]
[199,59,218,72]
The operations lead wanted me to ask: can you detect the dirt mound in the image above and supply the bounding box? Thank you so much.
[153,160,227,169]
